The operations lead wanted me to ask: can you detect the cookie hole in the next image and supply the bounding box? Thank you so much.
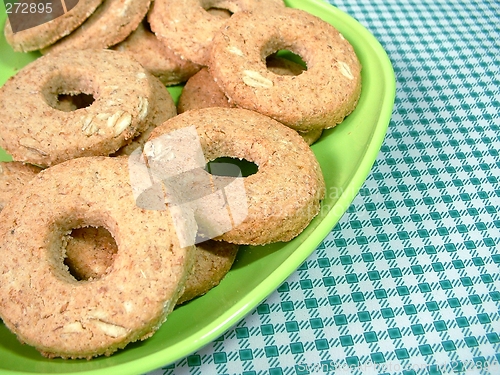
[266,50,307,76]
[54,93,95,112]
[206,7,233,18]
[64,226,118,281]
[206,157,258,178]
[43,73,96,111]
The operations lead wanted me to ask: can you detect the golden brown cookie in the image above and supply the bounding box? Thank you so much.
[209,8,362,132]
[0,161,42,212]
[4,0,104,52]
[112,21,201,86]
[0,164,115,281]
[0,49,176,167]
[0,156,197,359]
[148,0,286,66]
[146,107,325,245]
[42,0,153,54]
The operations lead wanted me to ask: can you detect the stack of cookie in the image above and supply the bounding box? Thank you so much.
[0,0,361,360]
[4,0,361,135]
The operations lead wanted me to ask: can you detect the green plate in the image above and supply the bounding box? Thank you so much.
[0,0,395,373]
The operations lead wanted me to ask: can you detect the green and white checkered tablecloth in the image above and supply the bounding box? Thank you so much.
[147,0,500,374]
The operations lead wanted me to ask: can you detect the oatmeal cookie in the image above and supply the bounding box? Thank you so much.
[146,107,325,245]
[209,8,362,131]
[178,63,322,145]
[0,156,197,359]
[0,49,176,166]
[0,161,42,212]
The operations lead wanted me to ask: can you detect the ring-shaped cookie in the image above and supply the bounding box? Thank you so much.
[148,0,285,65]
[0,156,197,359]
[209,8,362,132]
[0,49,176,167]
[147,107,325,245]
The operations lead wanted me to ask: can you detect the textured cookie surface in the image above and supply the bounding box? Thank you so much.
[178,64,322,145]
[0,162,235,302]
[0,156,197,359]
[64,227,118,281]
[43,0,152,53]
[147,107,325,245]
[0,49,176,167]
[64,231,237,303]
[148,0,285,65]
[112,21,201,86]
[4,0,104,52]
[177,67,234,113]
[209,8,362,131]
[0,161,42,212]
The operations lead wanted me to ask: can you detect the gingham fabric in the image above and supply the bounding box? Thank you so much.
[147,0,500,374]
